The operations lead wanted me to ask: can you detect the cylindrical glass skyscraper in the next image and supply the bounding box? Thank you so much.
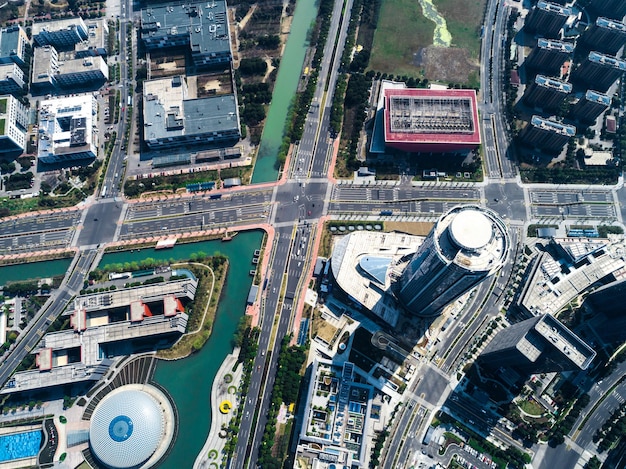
[394,205,510,317]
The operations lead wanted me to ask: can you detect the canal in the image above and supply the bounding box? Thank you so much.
[251,0,320,183]
[0,258,72,286]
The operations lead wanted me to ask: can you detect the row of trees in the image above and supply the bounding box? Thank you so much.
[288,0,334,143]
[257,335,307,468]
[328,0,365,138]
[594,400,626,453]
[548,392,590,446]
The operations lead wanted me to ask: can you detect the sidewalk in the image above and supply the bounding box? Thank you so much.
[194,350,243,469]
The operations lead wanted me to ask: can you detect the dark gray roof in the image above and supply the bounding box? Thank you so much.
[144,93,239,140]
[141,0,230,55]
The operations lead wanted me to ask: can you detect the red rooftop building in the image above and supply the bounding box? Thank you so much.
[383,88,481,153]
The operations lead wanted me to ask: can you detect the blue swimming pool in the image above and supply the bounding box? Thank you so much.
[0,430,42,462]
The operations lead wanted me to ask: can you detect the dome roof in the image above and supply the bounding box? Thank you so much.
[89,388,165,469]
[449,208,493,251]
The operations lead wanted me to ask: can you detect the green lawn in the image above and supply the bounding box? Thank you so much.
[519,399,544,416]
[369,0,435,76]
[369,0,486,80]
[434,0,487,59]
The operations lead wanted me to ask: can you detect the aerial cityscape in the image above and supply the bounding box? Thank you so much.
[0,0,624,468]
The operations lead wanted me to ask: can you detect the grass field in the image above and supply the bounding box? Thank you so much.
[435,0,486,59]
[369,0,487,84]
[369,0,435,76]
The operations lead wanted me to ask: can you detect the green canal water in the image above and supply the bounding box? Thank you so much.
[98,231,264,469]
[251,0,319,184]
[0,258,72,286]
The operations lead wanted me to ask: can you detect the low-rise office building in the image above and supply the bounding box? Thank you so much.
[141,0,232,68]
[518,237,626,317]
[75,18,109,58]
[1,275,197,394]
[296,359,375,468]
[37,94,98,165]
[31,45,108,95]
[143,75,240,150]
[32,17,89,50]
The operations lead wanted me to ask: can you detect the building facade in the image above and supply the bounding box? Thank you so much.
[0,25,30,69]
[520,115,575,153]
[0,94,27,156]
[0,63,25,97]
[571,51,626,93]
[32,17,89,50]
[524,38,574,74]
[522,75,572,111]
[569,90,611,124]
[588,0,626,21]
[524,1,572,38]
[582,17,626,56]
[479,314,595,374]
[393,205,509,317]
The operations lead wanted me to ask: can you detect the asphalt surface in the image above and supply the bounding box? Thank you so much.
[0,0,625,467]
[0,250,96,388]
[233,0,354,465]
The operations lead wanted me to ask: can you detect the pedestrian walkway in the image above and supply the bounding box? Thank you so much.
[194,350,243,469]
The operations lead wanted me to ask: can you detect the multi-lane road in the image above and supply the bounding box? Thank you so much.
[0,0,624,467]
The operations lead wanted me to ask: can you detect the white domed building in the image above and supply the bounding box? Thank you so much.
[88,385,175,469]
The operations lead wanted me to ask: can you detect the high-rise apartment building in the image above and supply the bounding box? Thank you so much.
[571,51,626,93]
[569,90,611,124]
[582,17,626,56]
[520,116,575,154]
[522,75,572,111]
[588,0,626,22]
[393,205,509,317]
[479,314,596,374]
[524,38,574,74]
[525,1,572,38]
